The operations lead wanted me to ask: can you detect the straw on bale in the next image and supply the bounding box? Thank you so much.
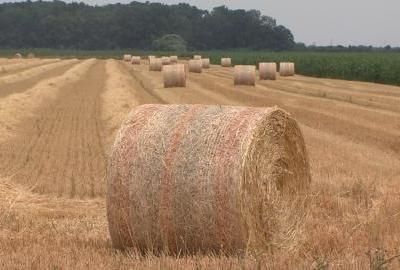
[279,62,295,76]
[193,55,202,60]
[107,104,311,255]
[14,53,22,59]
[123,54,132,62]
[163,64,186,88]
[131,56,141,65]
[221,58,232,67]
[202,58,210,69]
[234,65,256,86]
[161,57,171,65]
[149,58,163,71]
[259,63,277,80]
[188,59,202,73]
[170,56,178,63]
[27,53,35,59]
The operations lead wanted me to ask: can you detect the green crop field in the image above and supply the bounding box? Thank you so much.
[1,49,399,86]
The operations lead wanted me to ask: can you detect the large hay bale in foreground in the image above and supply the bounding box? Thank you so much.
[193,55,202,60]
[163,64,186,88]
[107,104,311,255]
[188,59,202,73]
[202,58,210,69]
[259,63,277,80]
[14,53,22,59]
[170,56,178,63]
[131,56,141,65]
[149,58,162,71]
[221,58,232,67]
[234,65,256,86]
[122,54,132,62]
[161,57,171,65]
[279,62,295,76]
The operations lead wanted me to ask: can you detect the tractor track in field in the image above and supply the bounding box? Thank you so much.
[0,60,107,198]
[0,60,80,98]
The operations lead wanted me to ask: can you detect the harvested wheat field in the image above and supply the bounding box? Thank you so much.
[0,58,399,269]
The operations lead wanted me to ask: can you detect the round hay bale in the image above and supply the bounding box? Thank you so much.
[170,56,178,63]
[188,59,202,73]
[107,104,311,255]
[193,55,202,60]
[279,62,295,77]
[27,53,35,59]
[148,55,156,60]
[131,56,141,65]
[221,58,232,67]
[161,57,171,65]
[259,63,277,80]
[163,64,186,88]
[14,53,22,59]
[234,65,256,86]
[202,58,210,69]
[122,54,132,62]
[149,58,163,71]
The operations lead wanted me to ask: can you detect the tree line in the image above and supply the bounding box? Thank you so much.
[0,0,295,51]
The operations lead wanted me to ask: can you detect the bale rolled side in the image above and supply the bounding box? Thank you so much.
[202,58,210,69]
[221,58,232,67]
[131,56,141,65]
[170,56,178,63]
[234,65,256,86]
[279,62,295,77]
[259,63,277,80]
[188,60,202,73]
[122,54,132,62]
[161,57,171,65]
[14,53,22,59]
[193,55,202,60]
[163,64,186,88]
[107,104,311,255]
[149,58,163,71]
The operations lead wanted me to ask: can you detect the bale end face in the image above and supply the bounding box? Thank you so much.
[149,58,163,72]
[188,60,203,73]
[163,64,186,88]
[107,104,311,255]
[259,63,277,80]
[221,58,232,67]
[234,65,256,86]
[202,58,210,69]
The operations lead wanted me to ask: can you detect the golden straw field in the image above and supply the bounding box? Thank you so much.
[0,57,399,269]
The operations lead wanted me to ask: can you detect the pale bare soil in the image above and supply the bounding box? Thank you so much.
[0,58,399,269]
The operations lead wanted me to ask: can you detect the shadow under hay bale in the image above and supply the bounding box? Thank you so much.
[107,104,311,255]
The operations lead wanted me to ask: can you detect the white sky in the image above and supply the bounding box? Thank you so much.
[2,0,400,46]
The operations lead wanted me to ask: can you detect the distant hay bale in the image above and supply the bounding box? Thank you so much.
[148,55,156,60]
[163,64,186,88]
[14,53,22,59]
[161,57,171,65]
[170,56,178,63]
[193,55,202,60]
[149,58,163,71]
[107,104,311,255]
[221,58,232,67]
[188,59,202,73]
[279,62,295,76]
[122,54,132,62]
[131,56,141,65]
[259,63,277,80]
[27,53,35,59]
[202,58,210,69]
[234,65,256,86]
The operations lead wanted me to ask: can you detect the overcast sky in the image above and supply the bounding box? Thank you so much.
[3,0,400,46]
